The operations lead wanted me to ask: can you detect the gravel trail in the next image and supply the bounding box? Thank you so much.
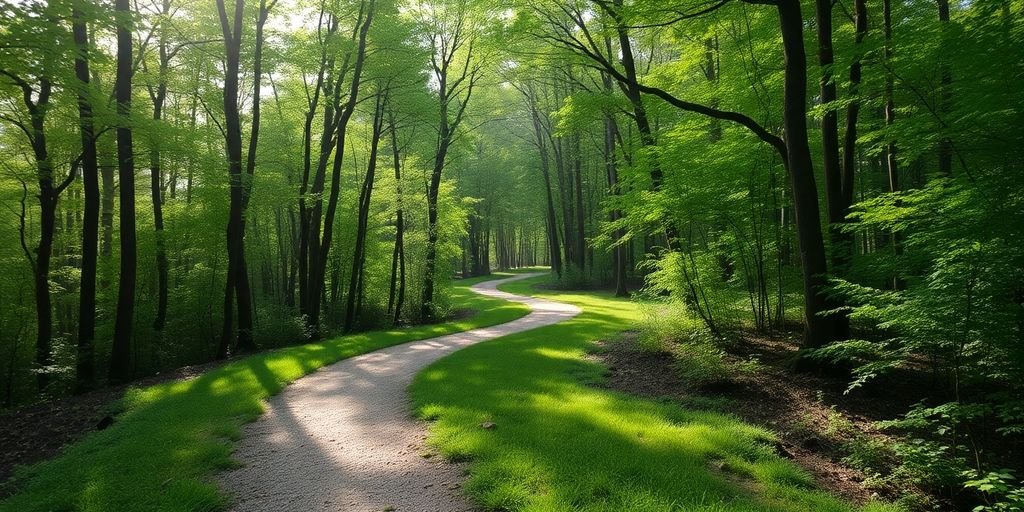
[219,273,580,511]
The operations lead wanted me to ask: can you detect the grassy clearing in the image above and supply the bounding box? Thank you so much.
[410,277,900,512]
[0,274,529,512]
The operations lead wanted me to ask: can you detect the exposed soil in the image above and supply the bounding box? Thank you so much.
[0,358,231,493]
[590,330,931,505]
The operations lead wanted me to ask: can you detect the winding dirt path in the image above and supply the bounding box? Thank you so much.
[219,273,580,511]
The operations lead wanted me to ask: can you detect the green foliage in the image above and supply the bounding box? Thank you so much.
[963,470,1024,512]
[670,334,732,390]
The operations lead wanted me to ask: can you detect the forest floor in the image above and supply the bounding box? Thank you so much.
[591,330,927,506]
[0,273,530,512]
[0,358,227,489]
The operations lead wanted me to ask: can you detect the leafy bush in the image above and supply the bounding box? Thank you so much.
[635,301,703,352]
[963,470,1024,512]
[670,332,731,389]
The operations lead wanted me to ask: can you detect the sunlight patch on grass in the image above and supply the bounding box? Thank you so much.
[410,276,902,512]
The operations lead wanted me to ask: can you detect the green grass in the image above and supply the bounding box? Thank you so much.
[0,274,530,512]
[410,277,901,512]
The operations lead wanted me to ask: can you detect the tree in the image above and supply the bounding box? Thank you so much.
[109,0,137,384]
[344,88,387,332]
[298,0,375,335]
[531,0,842,348]
[72,0,100,391]
[419,0,483,320]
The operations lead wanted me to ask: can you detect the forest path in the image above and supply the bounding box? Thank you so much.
[219,272,580,512]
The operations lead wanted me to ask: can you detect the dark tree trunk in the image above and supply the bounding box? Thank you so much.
[345,92,385,332]
[882,0,905,290]
[421,12,479,320]
[315,2,374,327]
[841,0,866,211]
[148,0,171,332]
[73,3,99,391]
[6,15,62,393]
[101,145,114,261]
[777,0,840,349]
[26,91,56,392]
[551,135,574,268]
[110,0,137,384]
[422,127,448,318]
[386,111,406,323]
[215,0,255,358]
[604,110,628,298]
[573,136,585,270]
[814,0,851,336]
[525,88,562,276]
[814,0,845,226]
[299,2,372,333]
[611,0,665,192]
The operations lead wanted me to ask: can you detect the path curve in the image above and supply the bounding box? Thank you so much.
[220,273,580,512]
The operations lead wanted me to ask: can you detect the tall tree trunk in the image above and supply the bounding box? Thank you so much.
[344,91,385,332]
[814,0,844,226]
[421,10,479,320]
[841,0,866,212]
[215,0,255,357]
[148,0,171,332]
[609,0,665,195]
[422,123,449,318]
[101,144,115,260]
[73,2,99,391]
[24,80,56,392]
[110,0,137,383]
[386,110,405,323]
[525,87,562,276]
[573,135,585,270]
[814,0,852,338]
[814,0,853,321]
[314,1,374,328]
[883,0,905,290]
[604,110,628,298]
[778,0,840,349]
[551,135,574,268]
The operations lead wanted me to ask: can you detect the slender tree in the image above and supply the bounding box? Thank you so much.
[420,0,482,320]
[72,0,99,391]
[345,89,387,332]
[215,0,256,356]
[109,0,137,383]
[386,108,407,323]
[145,0,172,332]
